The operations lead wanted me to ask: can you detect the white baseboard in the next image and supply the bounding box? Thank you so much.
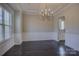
[14,33,22,45]
[0,38,14,55]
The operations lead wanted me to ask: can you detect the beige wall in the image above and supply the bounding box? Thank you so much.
[23,14,54,32]
[54,4,79,51]
[54,4,79,34]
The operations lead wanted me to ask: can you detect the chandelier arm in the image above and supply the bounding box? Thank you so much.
[40,3,53,17]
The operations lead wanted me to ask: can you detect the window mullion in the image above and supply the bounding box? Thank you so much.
[2,8,5,41]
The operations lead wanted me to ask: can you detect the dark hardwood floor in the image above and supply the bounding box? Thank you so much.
[3,40,79,56]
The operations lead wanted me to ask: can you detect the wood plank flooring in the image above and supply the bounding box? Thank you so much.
[3,40,79,56]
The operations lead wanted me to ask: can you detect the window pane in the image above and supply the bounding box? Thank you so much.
[0,7,2,24]
[4,10,10,25]
[0,25,3,42]
[59,19,65,30]
[9,14,12,25]
[5,26,10,40]
[61,21,64,30]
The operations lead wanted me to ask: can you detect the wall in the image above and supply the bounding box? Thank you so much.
[23,15,54,32]
[54,4,79,51]
[14,11,23,45]
[22,14,58,41]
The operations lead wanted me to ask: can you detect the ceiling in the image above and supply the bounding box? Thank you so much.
[9,3,70,15]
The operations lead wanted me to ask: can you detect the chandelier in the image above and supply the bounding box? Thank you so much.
[40,4,53,17]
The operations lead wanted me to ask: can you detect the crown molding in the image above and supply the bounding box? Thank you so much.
[53,3,75,16]
[23,4,73,16]
[23,10,40,15]
[20,3,76,16]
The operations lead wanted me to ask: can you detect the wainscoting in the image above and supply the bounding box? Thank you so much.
[0,38,14,56]
[22,32,58,41]
[22,32,79,51]
[65,33,79,51]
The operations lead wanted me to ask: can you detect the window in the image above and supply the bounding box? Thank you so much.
[0,25,3,42]
[0,6,12,42]
[0,6,3,42]
[0,7,2,24]
[59,19,65,30]
[4,10,11,40]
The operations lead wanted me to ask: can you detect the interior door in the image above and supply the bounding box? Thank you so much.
[58,16,65,42]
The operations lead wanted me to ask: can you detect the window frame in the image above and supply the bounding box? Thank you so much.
[0,4,13,43]
[4,9,11,40]
[0,6,5,42]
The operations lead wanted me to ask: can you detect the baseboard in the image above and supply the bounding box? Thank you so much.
[14,33,22,45]
[66,45,79,54]
[0,39,14,56]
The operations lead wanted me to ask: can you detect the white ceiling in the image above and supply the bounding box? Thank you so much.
[9,3,70,15]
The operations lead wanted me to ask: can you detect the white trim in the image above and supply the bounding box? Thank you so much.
[65,32,79,51]
[53,4,79,16]
[14,33,22,45]
[53,4,73,16]
[0,37,14,55]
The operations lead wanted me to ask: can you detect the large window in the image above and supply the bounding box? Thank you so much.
[0,6,3,42]
[0,6,12,42]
